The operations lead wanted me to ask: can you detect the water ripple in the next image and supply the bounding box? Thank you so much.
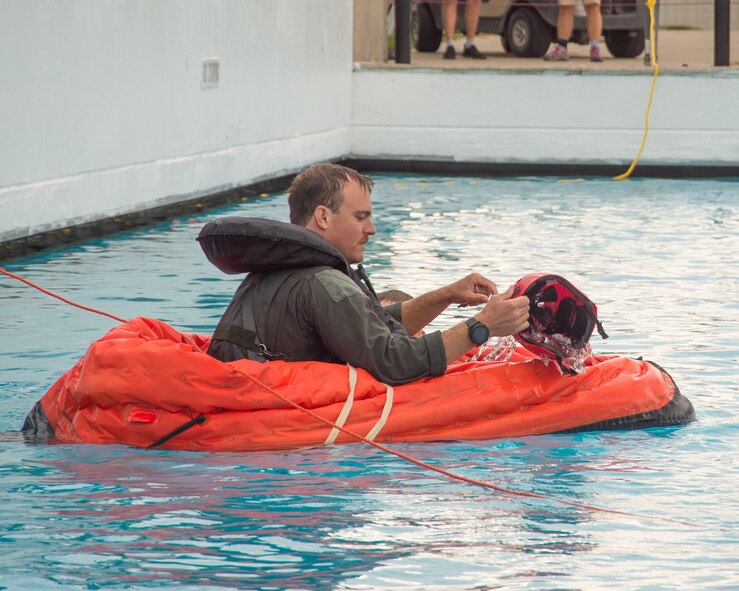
[1,175,737,590]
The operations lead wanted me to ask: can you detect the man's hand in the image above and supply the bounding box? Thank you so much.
[399,273,500,336]
[443,273,499,307]
[477,286,530,336]
[441,285,530,365]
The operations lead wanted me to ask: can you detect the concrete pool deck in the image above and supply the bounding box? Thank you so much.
[348,26,739,181]
[374,29,739,72]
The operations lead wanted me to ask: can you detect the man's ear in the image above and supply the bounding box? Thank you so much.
[313,205,330,231]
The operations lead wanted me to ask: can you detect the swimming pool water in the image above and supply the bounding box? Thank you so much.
[1,174,737,590]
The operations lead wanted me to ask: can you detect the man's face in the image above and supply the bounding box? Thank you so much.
[322,178,376,264]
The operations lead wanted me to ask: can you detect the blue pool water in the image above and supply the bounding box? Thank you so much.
[1,174,737,590]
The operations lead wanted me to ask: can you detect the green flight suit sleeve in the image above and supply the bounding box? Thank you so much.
[309,269,447,386]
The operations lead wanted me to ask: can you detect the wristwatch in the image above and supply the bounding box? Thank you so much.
[465,318,489,346]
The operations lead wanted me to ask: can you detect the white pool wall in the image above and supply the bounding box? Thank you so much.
[350,68,739,166]
[1,0,353,243]
[2,0,739,245]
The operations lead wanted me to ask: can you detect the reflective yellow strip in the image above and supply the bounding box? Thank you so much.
[365,384,394,442]
[324,365,357,445]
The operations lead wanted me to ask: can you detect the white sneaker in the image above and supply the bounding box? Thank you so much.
[543,45,570,61]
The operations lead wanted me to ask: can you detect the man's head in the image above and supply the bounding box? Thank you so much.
[377,289,413,307]
[288,163,376,264]
[377,289,425,337]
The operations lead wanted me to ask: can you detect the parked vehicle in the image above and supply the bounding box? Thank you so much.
[411,0,647,58]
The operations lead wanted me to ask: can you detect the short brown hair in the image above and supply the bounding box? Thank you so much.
[287,163,374,226]
[377,289,413,305]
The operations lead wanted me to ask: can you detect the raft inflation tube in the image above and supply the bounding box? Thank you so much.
[22,218,694,451]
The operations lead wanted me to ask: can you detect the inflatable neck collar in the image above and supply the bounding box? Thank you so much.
[197,217,351,276]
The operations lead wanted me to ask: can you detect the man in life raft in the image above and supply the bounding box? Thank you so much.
[205,162,530,386]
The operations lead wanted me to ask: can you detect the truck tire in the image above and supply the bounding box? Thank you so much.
[412,2,442,52]
[506,8,553,58]
[604,29,645,58]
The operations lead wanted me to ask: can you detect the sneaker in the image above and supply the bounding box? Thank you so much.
[590,45,603,62]
[543,45,569,61]
[462,44,486,59]
[443,45,456,60]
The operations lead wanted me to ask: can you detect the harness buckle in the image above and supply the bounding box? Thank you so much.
[258,343,286,361]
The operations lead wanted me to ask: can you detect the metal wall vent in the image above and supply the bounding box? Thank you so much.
[201,58,219,89]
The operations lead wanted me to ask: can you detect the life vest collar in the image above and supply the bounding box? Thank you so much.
[197,216,351,276]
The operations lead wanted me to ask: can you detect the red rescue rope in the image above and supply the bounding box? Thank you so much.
[0,266,696,527]
[0,267,127,323]
[232,366,695,527]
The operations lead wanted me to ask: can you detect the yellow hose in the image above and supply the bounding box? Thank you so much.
[614,0,659,181]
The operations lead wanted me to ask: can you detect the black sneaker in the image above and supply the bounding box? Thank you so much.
[462,44,486,59]
[443,45,456,60]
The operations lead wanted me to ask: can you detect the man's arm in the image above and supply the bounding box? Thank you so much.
[440,287,530,364]
[399,273,498,336]
[309,269,447,385]
[306,270,528,385]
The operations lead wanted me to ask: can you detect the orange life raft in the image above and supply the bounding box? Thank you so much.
[25,316,694,452]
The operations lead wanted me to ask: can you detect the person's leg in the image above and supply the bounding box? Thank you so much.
[585,3,603,61]
[585,3,602,41]
[462,0,485,58]
[464,0,480,40]
[544,4,574,60]
[557,5,575,42]
[442,0,458,59]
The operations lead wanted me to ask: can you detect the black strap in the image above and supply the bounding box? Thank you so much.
[212,324,259,349]
[356,264,379,299]
[147,415,206,449]
[250,271,300,360]
[211,324,287,361]
[209,271,296,361]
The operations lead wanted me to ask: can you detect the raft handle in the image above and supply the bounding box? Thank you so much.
[147,415,207,449]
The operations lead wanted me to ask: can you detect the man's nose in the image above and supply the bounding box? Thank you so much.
[365,219,376,235]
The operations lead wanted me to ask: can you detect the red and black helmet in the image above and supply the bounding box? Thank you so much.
[512,274,608,374]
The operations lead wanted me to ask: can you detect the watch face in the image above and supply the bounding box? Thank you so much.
[469,321,489,345]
